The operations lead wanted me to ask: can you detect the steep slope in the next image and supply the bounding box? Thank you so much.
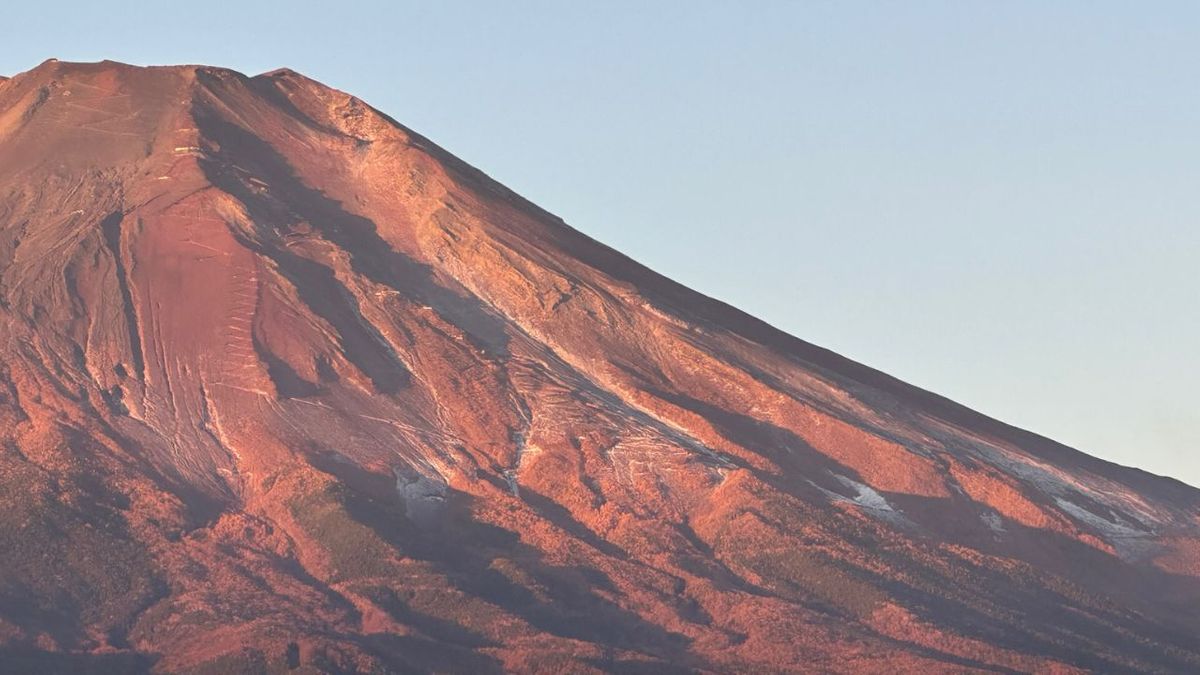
[0,59,1198,674]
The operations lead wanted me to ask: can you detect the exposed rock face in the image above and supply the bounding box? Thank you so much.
[0,59,1198,674]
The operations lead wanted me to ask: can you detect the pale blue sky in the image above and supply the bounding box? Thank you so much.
[4,2,1198,486]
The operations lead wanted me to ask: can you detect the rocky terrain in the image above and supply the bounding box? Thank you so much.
[0,59,1198,673]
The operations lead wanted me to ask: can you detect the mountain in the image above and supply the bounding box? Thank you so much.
[0,59,1197,674]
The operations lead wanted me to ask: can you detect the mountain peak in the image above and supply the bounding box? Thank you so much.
[2,60,1199,673]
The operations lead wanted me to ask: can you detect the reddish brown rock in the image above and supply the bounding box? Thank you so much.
[0,59,1197,673]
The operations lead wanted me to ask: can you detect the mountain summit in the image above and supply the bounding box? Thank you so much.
[1,60,1197,673]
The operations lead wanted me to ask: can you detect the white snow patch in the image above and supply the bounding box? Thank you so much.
[1054,497,1159,561]
[980,511,1006,535]
[393,465,447,527]
[503,469,520,497]
[833,474,894,512]
[965,441,1172,532]
[1054,498,1147,539]
[970,444,1076,498]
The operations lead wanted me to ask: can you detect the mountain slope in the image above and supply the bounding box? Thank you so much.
[0,59,1198,674]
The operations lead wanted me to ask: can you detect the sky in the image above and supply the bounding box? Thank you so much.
[3,2,1198,487]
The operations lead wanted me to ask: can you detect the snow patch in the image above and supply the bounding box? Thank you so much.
[503,469,520,497]
[965,441,1171,533]
[393,465,447,527]
[1054,497,1158,561]
[833,474,894,513]
[804,473,914,526]
[1054,498,1147,539]
[980,511,1006,535]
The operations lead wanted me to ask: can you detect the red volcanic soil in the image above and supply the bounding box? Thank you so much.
[1,59,1198,674]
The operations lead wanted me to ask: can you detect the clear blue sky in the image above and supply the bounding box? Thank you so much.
[4,2,1198,486]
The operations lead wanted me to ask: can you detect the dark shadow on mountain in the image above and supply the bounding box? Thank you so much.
[623,387,1200,672]
[879,492,1200,673]
[0,431,169,652]
[360,584,496,649]
[359,634,504,675]
[252,334,322,398]
[192,79,511,365]
[638,384,875,503]
[0,647,153,675]
[226,213,412,395]
[519,486,628,561]
[581,655,699,675]
[300,449,697,667]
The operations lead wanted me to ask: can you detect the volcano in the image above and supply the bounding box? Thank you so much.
[0,59,1197,674]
